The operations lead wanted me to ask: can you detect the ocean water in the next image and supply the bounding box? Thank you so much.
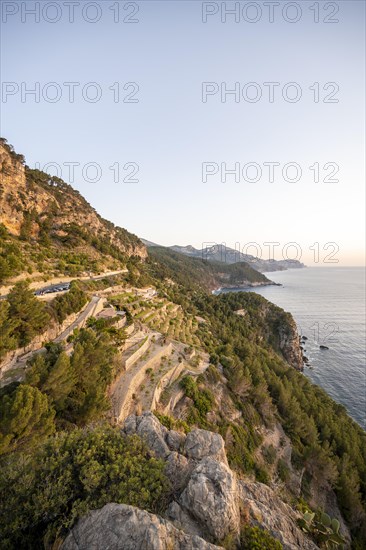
[219,267,366,430]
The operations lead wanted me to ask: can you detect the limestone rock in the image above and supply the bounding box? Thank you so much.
[240,480,319,550]
[167,429,186,452]
[180,457,240,541]
[124,412,170,459]
[184,429,227,464]
[165,452,192,491]
[61,503,222,550]
[166,501,205,538]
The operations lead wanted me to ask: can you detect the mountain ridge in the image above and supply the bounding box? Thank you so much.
[141,239,305,273]
[0,139,146,282]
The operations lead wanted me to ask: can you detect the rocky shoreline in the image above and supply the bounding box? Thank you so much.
[212,280,281,295]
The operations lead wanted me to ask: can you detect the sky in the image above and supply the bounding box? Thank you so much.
[1,0,365,266]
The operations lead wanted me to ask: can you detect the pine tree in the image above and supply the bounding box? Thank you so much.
[0,301,18,359]
[0,384,55,454]
[43,352,76,411]
[7,282,50,347]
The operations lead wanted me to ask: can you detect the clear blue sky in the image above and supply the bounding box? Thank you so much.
[1,1,365,265]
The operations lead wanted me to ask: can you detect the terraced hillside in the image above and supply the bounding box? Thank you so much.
[110,291,205,347]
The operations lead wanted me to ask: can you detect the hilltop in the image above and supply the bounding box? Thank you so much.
[0,138,146,284]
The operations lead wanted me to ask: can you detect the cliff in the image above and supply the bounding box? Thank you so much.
[0,139,146,281]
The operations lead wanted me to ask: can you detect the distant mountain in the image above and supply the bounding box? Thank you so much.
[148,246,274,291]
[142,240,305,272]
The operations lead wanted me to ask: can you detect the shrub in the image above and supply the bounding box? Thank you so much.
[262,444,277,465]
[240,526,283,549]
[277,458,290,482]
[0,425,170,548]
[254,463,271,485]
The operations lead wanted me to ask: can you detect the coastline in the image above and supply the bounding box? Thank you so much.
[215,267,366,431]
[212,280,281,295]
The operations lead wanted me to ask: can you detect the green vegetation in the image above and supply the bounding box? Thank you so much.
[0,282,50,358]
[0,425,169,549]
[0,325,119,460]
[0,383,55,455]
[148,246,269,292]
[0,282,87,360]
[26,328,118,426]
[180,375,214,423]
[52,283,88,323]
[0,225,26,282]
[240,526,283,549]
[298,510,345,548]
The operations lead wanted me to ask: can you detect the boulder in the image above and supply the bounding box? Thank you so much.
[165,451,192,491]
[167,429,186,452]
[167,501,205,538]
[124,412,170,459]
[184,429,227,464]
[123,414,137,435]
[61,503,222,550]
[179,457,240,541]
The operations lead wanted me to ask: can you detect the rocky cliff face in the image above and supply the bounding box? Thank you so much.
[62,412,319,550]
[277,316,304,371]
[0,140,146,260]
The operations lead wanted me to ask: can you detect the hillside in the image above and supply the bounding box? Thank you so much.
[142,240,305,272]
[148,246,272,291]
[0,139,365,550]
[0,139,146,283]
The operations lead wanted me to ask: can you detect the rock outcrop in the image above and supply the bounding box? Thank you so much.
[0,141,147,260]
[278,316,304,371]
[179,457,240,540]
[61,503,221,550]
[63,412,321,549]
[240,481,319,550]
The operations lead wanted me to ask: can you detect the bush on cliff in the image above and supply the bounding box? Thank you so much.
[0,425,170,549]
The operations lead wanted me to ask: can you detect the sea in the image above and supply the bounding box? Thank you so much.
[218,267,366,431]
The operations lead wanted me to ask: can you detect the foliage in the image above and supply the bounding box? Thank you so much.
[51,283,87,324]
[153,412,190,434]
[181,375,214,420]
[298,510,345,548]
[7,281,50,347]
[0,425,169,548]
[148,246,269,292]
[240,525,283,549]
[0,384,55,455]
[0,232,25,282]
[26,329,118,426]
[0,282,87,360]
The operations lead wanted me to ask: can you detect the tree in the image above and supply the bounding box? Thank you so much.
[42,352,75,411]
[7,281,50,347]
[0,384,55,455]
[0,301,18,359]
